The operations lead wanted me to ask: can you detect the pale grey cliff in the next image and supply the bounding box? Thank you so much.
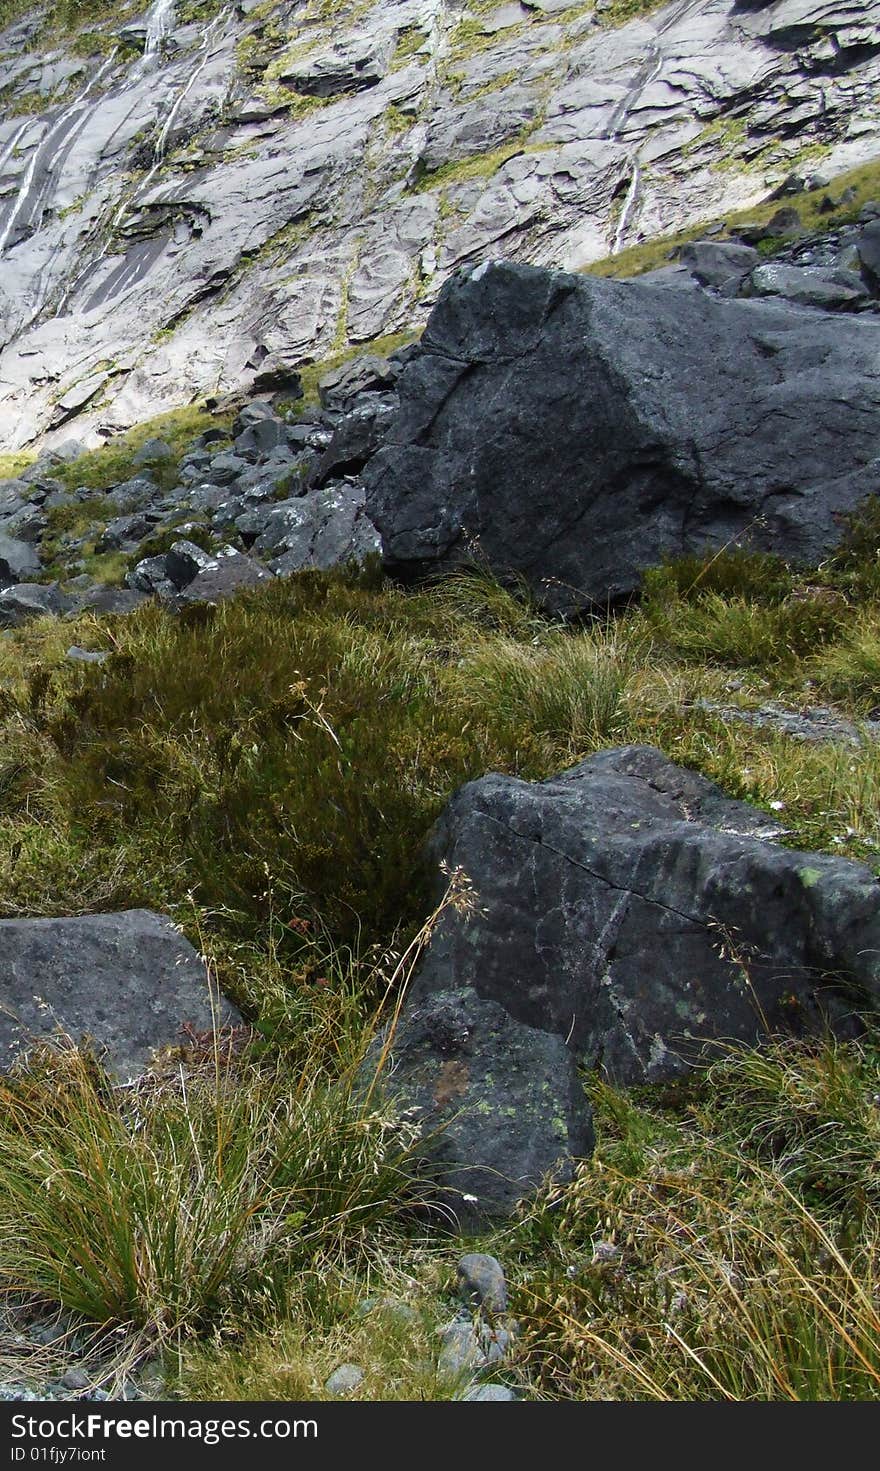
[0,0,878,448]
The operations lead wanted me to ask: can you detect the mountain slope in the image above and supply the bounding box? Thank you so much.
[0,0,878,449]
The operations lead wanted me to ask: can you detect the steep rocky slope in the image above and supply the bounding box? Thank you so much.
[1,0,879,449]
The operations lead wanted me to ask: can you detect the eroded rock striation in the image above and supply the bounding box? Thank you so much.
[1,0,880,448]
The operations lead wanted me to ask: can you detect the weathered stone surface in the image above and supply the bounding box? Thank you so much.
[678,239,761,291]
[457,1255,508,1316]
[2,0,880,451]
[744,262,871,310]
[0,582,68,627]
[173,551,272,605]
[255,483,381,575]
[0,909,241,1080]
[368,984,594,1224]
[364,261,880,613]
[408,745,880,1086]
[0,534,40,584]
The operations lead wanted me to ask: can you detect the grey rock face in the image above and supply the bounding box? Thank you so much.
[0,909,241,1081]
[678,239,761,292]
[364,261,880,613]
[744,262,871,310]
[0,583,68,627]
[367,985,594,1225]
[2,0,880,449]
[408,745,880,1086]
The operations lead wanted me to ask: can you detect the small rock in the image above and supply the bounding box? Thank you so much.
[457,1254,508,1316]
[325,1363,364,1396]
[438,1319,511,1375]
[66,646,107,664]
[461,1383,517,1401]
[59,1367,91,1392]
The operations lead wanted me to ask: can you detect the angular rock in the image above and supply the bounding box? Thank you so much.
[233,417,291,462]
[318,355,398,411]
[744,263,870,311]
[678,239,761,292]
[164,539,221,589]
[127,555,177,600]
[363,262,880,614]
[367,985,593,1225]
[255,483,382,575]
[0,909,241,1081]
[0,583,68,628]
[307,395,398,489]
[0,534,40,585]
[408,745,880,1088]
[174,551,272,605]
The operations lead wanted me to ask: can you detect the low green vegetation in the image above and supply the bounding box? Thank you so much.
[0,492,879,1395]
[50,405,232,495]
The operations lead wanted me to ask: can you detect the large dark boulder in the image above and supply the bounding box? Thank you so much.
[0,909,242,1081]
[363,262,880,615]
[366,986,593,1227]
[407,746,880,1086]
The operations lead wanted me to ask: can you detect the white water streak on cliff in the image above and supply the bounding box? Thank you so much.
[0,50,119,257]
[155,2,232,161]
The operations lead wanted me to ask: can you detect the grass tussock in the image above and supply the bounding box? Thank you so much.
[514,1033,880,1401]
[0,1034,422,1338]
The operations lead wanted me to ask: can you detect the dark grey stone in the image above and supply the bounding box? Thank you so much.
[307,395,398,490]
[0,533,40,584]
[318,355,398,411]
[255,483,382,574]
[0,909,241,1081]
[744,262,870,311]
[173,552,272,605]
[363,262,880,614]
[0,583,68,627]
[857,219,880,294]
[678,239,760,291]
[164,539,220,589]
[408,745,880,1087]
[367,985,593,1226]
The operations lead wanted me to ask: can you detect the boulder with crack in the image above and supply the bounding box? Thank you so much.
[402,745,880,1087]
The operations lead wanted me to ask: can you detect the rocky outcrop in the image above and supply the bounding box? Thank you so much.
[0,908,241,1080]
[402,746,880,1087]
[364,260,880,613]
[1,0,880,449]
